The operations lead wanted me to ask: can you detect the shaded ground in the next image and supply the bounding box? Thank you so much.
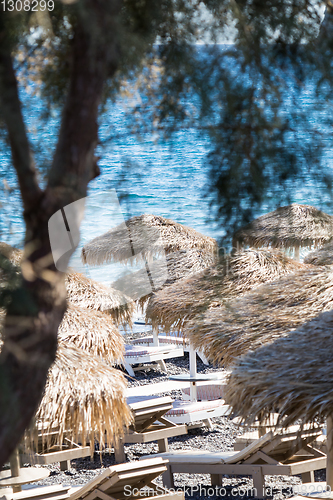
[20,347,326,500]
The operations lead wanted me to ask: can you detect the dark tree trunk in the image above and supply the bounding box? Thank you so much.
[0,0,120,468]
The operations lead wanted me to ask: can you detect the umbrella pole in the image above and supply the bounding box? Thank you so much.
[152,325,159,347]
[327,416,333,490]
[189,344,197,401]
[294,245,300,261]
[9,448,21,493]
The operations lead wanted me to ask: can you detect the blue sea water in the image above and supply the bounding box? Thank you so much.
[1,48,333,284]
[0,94,219,283]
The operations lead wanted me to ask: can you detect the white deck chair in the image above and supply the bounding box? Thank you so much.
[181,382,226,401]
[122,344,184,377]
[164,399,231,429]
[132,334,209,365]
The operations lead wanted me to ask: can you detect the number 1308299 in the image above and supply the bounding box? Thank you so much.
[1,0,54,10]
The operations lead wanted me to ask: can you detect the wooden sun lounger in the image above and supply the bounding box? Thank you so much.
[0,484,72,500]
[233,420,326,451]
[142,427,326,499]
[2,459,184,500]
[20,425,91,471]
[20,442,91,472]
[0,468,50,494]
[114,396,187,463]
[68,457,184,500]
[122,345,184,377]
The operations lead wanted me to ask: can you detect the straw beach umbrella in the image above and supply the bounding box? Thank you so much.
[81,214,218,266]
[224,310,333,488]
[0,245,135,325]
[58,304,124,363]
[35,343,132,451]
[113,248,216,306]
[146,248,310,333]
[233,204,333,259]
[0,268,127,363]
[66,270,135,325]
[225,309,333,427]
[187,265,333,367]
[304,241,333,266]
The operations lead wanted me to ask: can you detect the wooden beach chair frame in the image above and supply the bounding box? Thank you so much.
[143,427,326,499]
[68,457,184,500]
[20,424,91,471]
[1,459,184,500]
[0,484,72,500]
[20,440,91,472]
[114,396,187,463]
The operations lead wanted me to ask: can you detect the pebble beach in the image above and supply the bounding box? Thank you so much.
[17,328,326,500]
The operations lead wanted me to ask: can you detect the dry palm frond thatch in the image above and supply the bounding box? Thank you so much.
[58,304,124,363]
[304,241,333,266]
[187,265,333,367]
[225,309,333,428]
[0,248,135,325]
[233,204,333,250]
[81,214,218,266]
[35,344,132,452]
[113,248,216,306]
[66,270,135,326]
[146,248,310,333]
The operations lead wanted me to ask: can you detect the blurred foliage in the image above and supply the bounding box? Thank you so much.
[0,254,22,312]
[2,0,333,240]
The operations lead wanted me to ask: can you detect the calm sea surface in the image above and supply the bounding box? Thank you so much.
[1,50,333,284]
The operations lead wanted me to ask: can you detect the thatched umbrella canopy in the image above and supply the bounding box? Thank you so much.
[112,248,216,306]
[58,304,124,363]
[66,270,135,325]
[146,248,310,333]
[224,309,333,428]
[81,214,218,266]
[0,246,135,325]
[304,241,333,266]
[35,343,132,451]
[0,242,23,266]
[233,204,333,254]
[224,309,333,489]
[187,265,333,367]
